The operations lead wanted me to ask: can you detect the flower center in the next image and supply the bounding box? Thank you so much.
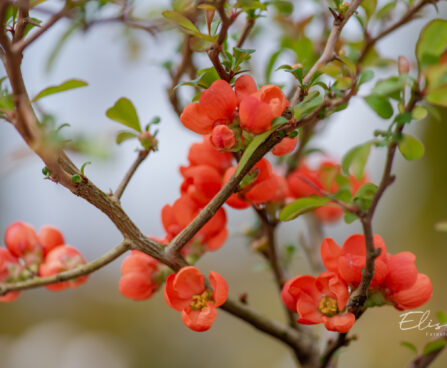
[190,289,214,310]
[319,296,338,317]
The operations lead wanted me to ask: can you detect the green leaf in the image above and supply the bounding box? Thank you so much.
[435,220,447,232]
[116,131,138,144]
[401,341,418,355]
[342,142,372,180]
[162,10,200,34]
[361,0,377,20]
[80,161,91,175]
[416,19,447,70]
[293,91,323,120]
[423,340,447,356]
[265,49,283,84]
[71,174,82,184]
[364,95,393,118]
[412,106,428,120]
[358,69,374,86]
[344,212,358,224]
[398,134,425,161]
[236,128,275,176]
[106,98,141,132]
[372,76,406,99]
[426,85,447,107]
[273,0,293,15]
[32,79,88,102]
[280,196,330,221]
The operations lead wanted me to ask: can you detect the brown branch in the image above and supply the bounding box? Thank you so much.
[407,327,447,368]
[0,240,131,295]
[289,0,363,108]
[207,0,234,81]
[221,298,319,366]
[236,16,255,48]
[114,149,150,201]
[12,7,67,54]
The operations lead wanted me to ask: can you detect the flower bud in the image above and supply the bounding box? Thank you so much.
[272,137,297,156]
[210,125,236,151]
[139,131,157,151]
[4,222,43,269]
[38,225,65,255]
[398,56,411,75]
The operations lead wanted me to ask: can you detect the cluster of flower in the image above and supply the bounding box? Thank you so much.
[288,160,368,222]
[281,234,433,332]
[0,222,87,302]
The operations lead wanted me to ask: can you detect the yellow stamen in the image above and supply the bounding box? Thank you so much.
[190,290,214,310]
[319,296,338,317]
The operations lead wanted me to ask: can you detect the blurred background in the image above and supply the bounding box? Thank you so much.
[0,0,446,367]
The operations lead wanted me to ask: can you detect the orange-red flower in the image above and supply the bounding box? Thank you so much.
[187,136,233,175]
[224,158,278,209]
[321,234,388,287]
[239,85,289,133]
[381,252,432,310]
[119,250,161,301]
[4,221,43,270]
[38,225,65,256]
[272,137,297,156]
[39,245,88,291]
[281,272,355,333]
[161,194,228,251]
[164,266,228,331]
[0,248,23,302]
[180,165,222,205]
[180,80,237,134]
[210,125,237,151]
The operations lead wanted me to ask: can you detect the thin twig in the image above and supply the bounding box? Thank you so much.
[236,16,255,48]
[114,149,150,201]
[289,0,363,107]
[12,7,67,54]
[407,327,447,368]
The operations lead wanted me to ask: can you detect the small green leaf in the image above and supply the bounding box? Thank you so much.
[71,174,81,184]
[106,98,141,132]
[358,69,374,86]
[412,106,428,120]
[32,79,88,102]
[401,341,418,354]
[416,19,447,70]
[293,91,323,120]
[116,131,138,145]
[280,196,330,221]
[273,0,293,15]
[236,128,275,176]
[80,161,91,175]
[423,340,447,356]
[344,212,358,224]
[398,134,425,161]
[364,95,393,119]
[162,10,200,34]
[342,142,372,180]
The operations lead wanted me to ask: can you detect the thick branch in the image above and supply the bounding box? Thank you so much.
[0,240,131,295]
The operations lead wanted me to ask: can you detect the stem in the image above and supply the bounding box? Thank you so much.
[114,149,150,201]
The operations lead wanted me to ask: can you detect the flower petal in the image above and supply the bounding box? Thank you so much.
[209,271,229,307]
[181,303,218,332]
[164,273,191,311]
[174,266,205,298]
[199,80,237,122]
[180,102,214,134]
[321,238,342,273]
[391,273,433,310]
[323,313,355,333]
[235,75,257,104]
[239,96,275,134]
[296,292,323,324]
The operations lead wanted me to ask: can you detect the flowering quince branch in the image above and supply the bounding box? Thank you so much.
[407,327,447,368]
[0,240,131,295]
[1,0,446,367]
